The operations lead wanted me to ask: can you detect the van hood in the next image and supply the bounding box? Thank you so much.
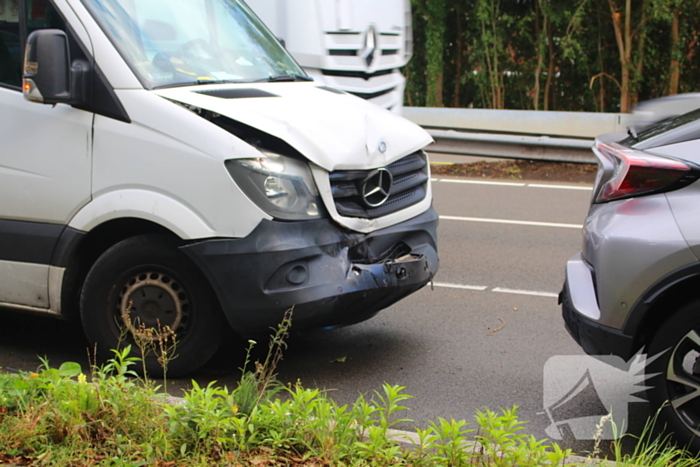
[153,83,431,171]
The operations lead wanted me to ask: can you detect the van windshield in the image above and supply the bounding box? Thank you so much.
[82,0,305,88]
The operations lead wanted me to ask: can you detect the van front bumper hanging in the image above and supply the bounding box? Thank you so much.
[181,207,439,333]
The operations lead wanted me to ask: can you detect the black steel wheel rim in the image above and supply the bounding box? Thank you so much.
[116,270,191,342]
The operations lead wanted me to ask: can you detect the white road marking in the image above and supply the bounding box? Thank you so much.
[431,282,559,298]
[439,215,582,229]
[433,282,488,291]
[433,178,593,191]
[492,287,559,298]
[527,183,592,191]
[439,179,526,187]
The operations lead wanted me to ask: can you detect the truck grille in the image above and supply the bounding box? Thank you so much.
[329,151,429,219]
[347,87,395,100]
[321,69,394,80]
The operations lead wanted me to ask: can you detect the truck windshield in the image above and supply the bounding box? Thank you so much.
[82,0,305,88]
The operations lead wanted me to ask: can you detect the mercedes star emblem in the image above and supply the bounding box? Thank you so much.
[361,168,393,207]
[360,25,378,68]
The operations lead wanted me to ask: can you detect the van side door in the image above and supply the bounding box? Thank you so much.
[0,0,92,311]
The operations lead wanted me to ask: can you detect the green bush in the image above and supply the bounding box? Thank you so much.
[0,314,697,466]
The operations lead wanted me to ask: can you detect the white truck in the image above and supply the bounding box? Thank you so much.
[248,0,412,113]
[0,0,436,376]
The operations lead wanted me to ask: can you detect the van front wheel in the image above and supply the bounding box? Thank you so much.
[80,235,222,377]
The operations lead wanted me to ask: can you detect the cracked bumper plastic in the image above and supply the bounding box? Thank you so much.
[181,207,439,333]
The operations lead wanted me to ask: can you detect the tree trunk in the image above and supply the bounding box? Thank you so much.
[480,16,501,109]
[475,0,505,109]
[669,8,681,95]
[424,0,446,107]
[405,67,414,107]
[631,0,647,107]
[480,18,494,107]
[608,0,632,113]
[597,21,606,112]
[622,0,632,112]
[543,14,555,111]
[492,1,504,109]
[453,4,463,107]
[533,0,542,110]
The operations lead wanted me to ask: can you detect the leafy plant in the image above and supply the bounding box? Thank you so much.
[233,307,292,416]
[473,406,574,466]
[2,314,700,466]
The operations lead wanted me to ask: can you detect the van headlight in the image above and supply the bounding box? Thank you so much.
[225,151,323,220]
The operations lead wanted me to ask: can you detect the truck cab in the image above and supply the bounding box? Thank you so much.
[248,0,412,113]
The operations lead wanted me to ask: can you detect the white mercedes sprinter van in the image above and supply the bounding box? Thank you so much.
[0,0,438,375]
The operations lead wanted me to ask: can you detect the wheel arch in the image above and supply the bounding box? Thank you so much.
[624,262,700,353]
[57,218,188,319]
[68,189,219,240]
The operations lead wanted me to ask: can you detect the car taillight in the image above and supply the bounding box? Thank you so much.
[594,141,697,203]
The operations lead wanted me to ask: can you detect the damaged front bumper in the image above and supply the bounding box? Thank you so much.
[181,207,439,333]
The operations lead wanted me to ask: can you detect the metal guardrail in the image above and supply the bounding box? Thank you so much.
[403,107,634,138]
[403,107,635,164]
[426,129,596,163]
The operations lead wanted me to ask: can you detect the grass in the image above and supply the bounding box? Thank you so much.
[0,313,698,466]
[0,364,576,466]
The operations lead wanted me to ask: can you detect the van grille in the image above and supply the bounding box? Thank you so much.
[329,151,429,219]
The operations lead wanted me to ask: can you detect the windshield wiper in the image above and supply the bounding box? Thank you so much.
[262,74,314,82]
[195,78,245,85]
[153,75,312,90]
[152,79,245,90]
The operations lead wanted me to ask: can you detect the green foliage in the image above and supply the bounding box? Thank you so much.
[412,0,447,107]
[0,347,169,465]
[1,316,699,466]
[602,408,700,467]
[473,406,574,466]
[0,364,698,467]
[407,0,700,111]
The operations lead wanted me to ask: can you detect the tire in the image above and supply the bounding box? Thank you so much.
[80,234,223,377]
[647,299,700,452]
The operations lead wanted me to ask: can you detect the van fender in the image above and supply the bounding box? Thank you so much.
[68,189,218,239]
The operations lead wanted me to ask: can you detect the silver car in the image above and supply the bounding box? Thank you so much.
[632,93,700,131]
[561,108,700,450]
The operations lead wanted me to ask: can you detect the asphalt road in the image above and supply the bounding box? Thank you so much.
[0,168,652,454]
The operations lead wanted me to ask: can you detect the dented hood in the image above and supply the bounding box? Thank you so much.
[153,83,432,171]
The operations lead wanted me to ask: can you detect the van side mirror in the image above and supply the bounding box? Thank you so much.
[23,29,76,104]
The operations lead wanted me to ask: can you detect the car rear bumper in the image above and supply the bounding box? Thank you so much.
[181,207,439,334]
[561,253,637,359]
